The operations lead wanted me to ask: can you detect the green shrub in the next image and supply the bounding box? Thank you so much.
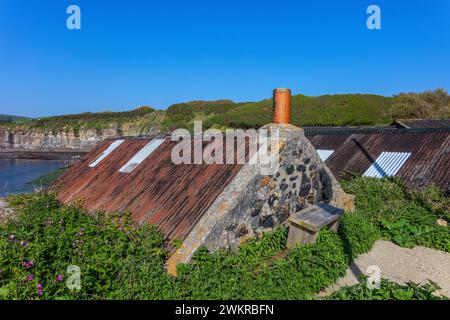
[338,213,380,260]
[253,230,348,299]
[176,229,349,300]
[416,184,450,221]
[0,193,175,300]
[161,100,242,132]
[175,228,289,299]
[326,278,448,300]
[388,89,450,119]
[341,176,450,252]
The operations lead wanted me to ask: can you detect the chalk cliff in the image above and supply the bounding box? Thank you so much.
[0,124,161,151]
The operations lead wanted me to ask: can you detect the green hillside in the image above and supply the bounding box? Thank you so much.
[204,94,393,129]
[1,89,448,133]
[171,89,450,130]
[204,89,449,129]
[0,114,30,124]
[24,106,160,134]
[161,99,245,131]
[0,106,164,136]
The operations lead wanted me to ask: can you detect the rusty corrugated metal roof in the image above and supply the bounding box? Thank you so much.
[392,119,450,129]
[52,136,246,241]
[307,129,450,194]
[307,134,350,151]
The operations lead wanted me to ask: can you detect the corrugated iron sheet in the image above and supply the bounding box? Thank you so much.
[119,138,165,173]
[393,119,450,129]
[363,152,411,178]
[308,134,349,151]
[307,129,450,194]
[89,139,124,168]
[316,149,334,162]
[52,136,248,241]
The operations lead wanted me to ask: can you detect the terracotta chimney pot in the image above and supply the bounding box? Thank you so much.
[272,88,291,124]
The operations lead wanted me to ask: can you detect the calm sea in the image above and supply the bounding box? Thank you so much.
[0,158,66,197]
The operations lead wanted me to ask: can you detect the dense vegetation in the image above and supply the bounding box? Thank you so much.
[22,106,163,135]
[341,175,450,252]
[389,89,450,120]
[205,89,450,129]
[161,99,244,132]
[0,107,164,136]
[326,278,447,300]
[0,177,448,300]
[2,89,449,134]
[205,94,394,128]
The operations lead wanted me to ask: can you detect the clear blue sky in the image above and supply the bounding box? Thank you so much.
[0,0,449,117]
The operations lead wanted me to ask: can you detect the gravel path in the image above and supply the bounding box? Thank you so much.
[321,240,450,298]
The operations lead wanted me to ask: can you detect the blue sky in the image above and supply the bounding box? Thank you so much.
[0,0,449,117]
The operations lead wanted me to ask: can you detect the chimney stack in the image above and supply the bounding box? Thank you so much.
[272,88,291,124]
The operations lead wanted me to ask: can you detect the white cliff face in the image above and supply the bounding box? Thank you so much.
[0,110,165,151]
[0,126,160,151]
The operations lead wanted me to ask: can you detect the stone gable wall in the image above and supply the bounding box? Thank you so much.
[167,124,354,275]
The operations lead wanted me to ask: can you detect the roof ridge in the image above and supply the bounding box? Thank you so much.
[305,127,450,136]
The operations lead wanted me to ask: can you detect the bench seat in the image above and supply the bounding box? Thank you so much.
[287,203,344,247]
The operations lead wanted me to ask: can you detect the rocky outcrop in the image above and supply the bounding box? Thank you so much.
[0,199,14,224]
[0,125,161,151]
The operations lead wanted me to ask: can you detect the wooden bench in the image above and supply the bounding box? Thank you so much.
[287,203,344,247]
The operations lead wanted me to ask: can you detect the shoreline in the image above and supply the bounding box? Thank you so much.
[0,149,88,160]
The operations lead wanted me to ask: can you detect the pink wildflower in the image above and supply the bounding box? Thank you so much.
[22,260,34,269]
[37,283,43,296]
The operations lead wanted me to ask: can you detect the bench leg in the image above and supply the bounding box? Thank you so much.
[287,225,319,248]
[329,218,341,232]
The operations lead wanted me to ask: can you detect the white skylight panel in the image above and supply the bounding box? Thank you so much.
[119,139,165,173]
[363,152,411,178]
[89,140,124,168]
[316,149,334,162]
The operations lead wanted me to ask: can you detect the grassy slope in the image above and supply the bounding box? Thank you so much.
[205,94,393,129]
[19,106,163,135]
[160,99,244,132]
[25,168,68,189]
[1,89,449,133]
[172,89,450,129]
[341,176,450,252]
[0,114,31,124]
